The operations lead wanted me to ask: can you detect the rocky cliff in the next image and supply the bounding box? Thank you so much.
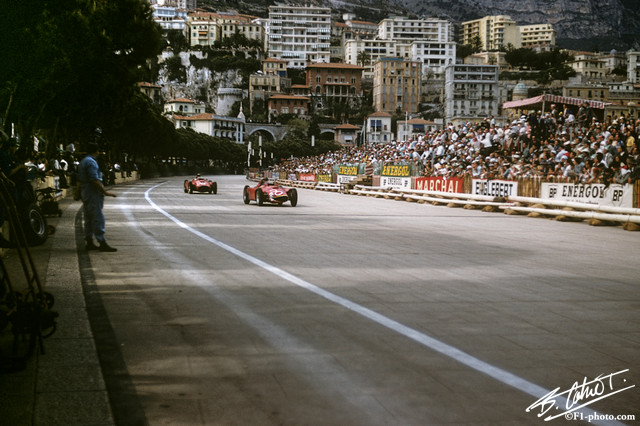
[392,0,640,50]
[199,0,639,50]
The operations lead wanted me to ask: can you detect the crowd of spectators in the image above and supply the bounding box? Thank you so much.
[274,104,640,187]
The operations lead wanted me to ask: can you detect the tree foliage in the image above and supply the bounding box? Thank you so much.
[0,0,163,153]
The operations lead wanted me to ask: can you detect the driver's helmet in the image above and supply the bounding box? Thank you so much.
[196,173,201,178]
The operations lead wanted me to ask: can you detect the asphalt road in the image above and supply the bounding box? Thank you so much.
[84,175,639,426]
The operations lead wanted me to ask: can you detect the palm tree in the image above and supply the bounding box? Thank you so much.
[357,51,370,67]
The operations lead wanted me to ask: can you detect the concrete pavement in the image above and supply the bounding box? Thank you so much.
[0,196,114,426]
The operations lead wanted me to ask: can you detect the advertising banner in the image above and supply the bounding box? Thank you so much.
[317,174,332,183]
[472,179,518,197]
[380,164,412,189]
[415,177,463,193]
[298,173,316,182]
[381,164,411,177]
[338,164,358,184]
[380,176,411,189]
[541,183,632,208]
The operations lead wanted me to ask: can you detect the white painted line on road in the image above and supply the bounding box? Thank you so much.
[144,183,626,426]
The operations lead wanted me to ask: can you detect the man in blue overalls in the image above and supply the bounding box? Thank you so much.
[77,143,117,252]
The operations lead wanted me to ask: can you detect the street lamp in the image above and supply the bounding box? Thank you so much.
[404,110,408,142]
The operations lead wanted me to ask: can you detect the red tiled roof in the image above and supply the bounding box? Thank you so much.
[306,62,364,70]
[368,111,392,117]
[138,81,161,88]
[335,123,360,130]
[167,98,195,103]
[269,95,310,101]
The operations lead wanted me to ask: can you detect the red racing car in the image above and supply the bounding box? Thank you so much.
[184,175,217,194]
[243,179,297,207]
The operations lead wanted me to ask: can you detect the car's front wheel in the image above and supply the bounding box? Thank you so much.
[288,188,298,207]
[212,182,217,195]
[189,184,194,194]
[183,180,189,193]
[255,189,264,206]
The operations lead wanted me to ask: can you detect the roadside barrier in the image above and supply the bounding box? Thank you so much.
[252,175,640,231]
[315,182,341,192]
[275,179,316,189]
[344,184,640,231]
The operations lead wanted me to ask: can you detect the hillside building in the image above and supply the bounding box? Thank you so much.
[366,111,393,144]
[249,59,292,115]
[627,50,640,83]
[164,98,205,116]
[444,64,501,124]
[151,4,188,32]
[138,82,163,106]
[461,15,556,51]
[268,95,310,120]
[186,10,263,47]
[344,39,398,79]
[462,16,520,51]
[378,16,453,44]
[306,62,365,113]
[150,0,196,10]
[267,4,332,68]
[519,24,556,48]
[171,113,245,143]
[372,57,421,114]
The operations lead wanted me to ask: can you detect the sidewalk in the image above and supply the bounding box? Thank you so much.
[0,197,114,425]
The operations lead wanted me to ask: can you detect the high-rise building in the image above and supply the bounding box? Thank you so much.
[267,4,331,68]
[461,16,520,51]
[378,17,453,44]
[444,63,500,124]
[373,57,421,114]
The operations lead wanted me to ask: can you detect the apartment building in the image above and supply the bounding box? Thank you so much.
[344,39,397,79]
[268,95,310,119]
[464,51,508,71]
[249,64,292,115]
[570,52,607,79]
[216,11,263,43]
[172,113,245,143]
[444,64,500,124]
[519,24,556,48]
[373,57,422,114]
[150,0,196,10]
[462,15,520,51]
[306,62,364,112]
[627,50,640,83]
[137,82,163,105]
[366,111,393,144]
[164,98,205,116]
[267,4,332,68]
[151,4,187,32]
[378,17,453,44]
[187,12,219,46]
[187,11,263,47]
[409,40,456,75]
[462,15,556,51]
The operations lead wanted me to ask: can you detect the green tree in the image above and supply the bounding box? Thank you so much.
[0,0,163,152]
[357,51,371,67]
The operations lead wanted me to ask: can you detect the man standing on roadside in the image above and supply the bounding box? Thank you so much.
[77,142,117,252]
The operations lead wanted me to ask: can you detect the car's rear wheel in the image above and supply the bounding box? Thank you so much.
[255,189,264,206]
[287,188,298,207]
[243,186,250,204]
